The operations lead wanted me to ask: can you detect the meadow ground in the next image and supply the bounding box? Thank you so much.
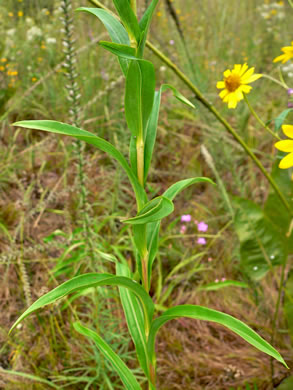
[0,0,292,389]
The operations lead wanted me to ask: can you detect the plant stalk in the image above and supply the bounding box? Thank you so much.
[87,0,293,217]
[244,94,280,140]
[137,136,145,187]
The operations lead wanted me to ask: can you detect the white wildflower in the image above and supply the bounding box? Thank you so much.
[27,26,42,41]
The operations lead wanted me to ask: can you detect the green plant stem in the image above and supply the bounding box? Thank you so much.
[137,135,145,187]
[244,95,280,140]
[262,73,289,90]
[86,0,292,217]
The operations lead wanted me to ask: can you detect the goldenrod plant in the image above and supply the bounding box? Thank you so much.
[10,1,288,389]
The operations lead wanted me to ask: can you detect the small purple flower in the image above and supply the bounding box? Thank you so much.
[197,237,206,245]
[214,279,219,283]
[288,102,293,108]
[169,39,175,45]
[181,214,191,222]
[197,221,208,232]
[180,225,187,234]
[287,88,293,96]
[221,277,226,282]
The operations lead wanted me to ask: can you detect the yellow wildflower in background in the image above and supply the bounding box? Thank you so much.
[273,41,293,64]
[275,125,293,176]
[217,63,262,109]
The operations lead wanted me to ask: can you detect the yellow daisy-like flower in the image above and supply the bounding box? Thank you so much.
[273,41,293,64]
[217,63,262,109]
[275,125,293,175]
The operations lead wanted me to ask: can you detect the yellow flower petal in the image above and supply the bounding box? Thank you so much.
[240,84,252,93]
[227,94,238,109]
[234,88,243,101]
[216,81,225,89]
[219,89,228,98]
[233,64,242,74]
[279,152,293,169]
[242,73,262,84]
[282,125,293,139]
[239,63,249,76]
[223,69,231,78]
[273,54,286,63]
[242,67,255,80]
[275,140,293,152]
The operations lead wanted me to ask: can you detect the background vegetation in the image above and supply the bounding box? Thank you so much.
[0,0,292,389]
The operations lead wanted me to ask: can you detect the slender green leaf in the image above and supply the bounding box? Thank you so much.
[161,84,195,109]
[144,90,160,181]
[74,322,142,390]
[99,41,137,59]
[13,120,146,209]
[123,196,174,225]
[0,368,61,389]
[76,8,130,75]
[233,197,288,280]
[147,305,288,368]
[116,262,150,377]
[10,273,154,333]
[129,135,137,175]
[125,60,156,139]
[274,108,293,132]
[198,280,248,291]
[163,177,215,200]
[112,0,141,43]
[139,0,159,36]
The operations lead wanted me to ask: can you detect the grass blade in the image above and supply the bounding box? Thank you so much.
[74,322,142,390]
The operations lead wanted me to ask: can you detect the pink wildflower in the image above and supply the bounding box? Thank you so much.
[197,237,206,245]
[181,214,191,222]
[180,225,187,234]
[197,221,208,232]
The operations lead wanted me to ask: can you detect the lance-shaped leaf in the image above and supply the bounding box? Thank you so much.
[99,41,137,59]
[112,0,141,44]
[123,196,174,225]
[125,60,156,139]
[10,273,154,333]
[74,322,142,390]
[147,305,288,368]
[13,120,146,210]
[138,0,159,56]
[116,262,150,378]
[147,178,215,285]
[144,85,195,182]
[76,8,130,75]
